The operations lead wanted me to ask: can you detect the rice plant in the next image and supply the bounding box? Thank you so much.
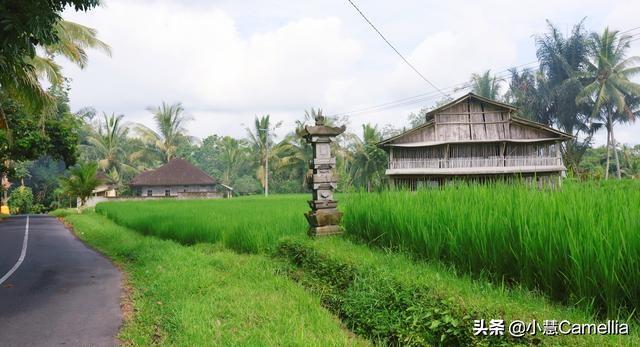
[341,180,640,317]
[96,194,308,253]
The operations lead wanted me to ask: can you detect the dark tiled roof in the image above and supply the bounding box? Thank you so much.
[130,158,217,186]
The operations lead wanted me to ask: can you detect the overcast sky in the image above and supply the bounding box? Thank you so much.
[61,0,640,145]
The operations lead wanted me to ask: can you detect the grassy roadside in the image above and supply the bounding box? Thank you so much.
[276,237,640,346]
[93,197,640,345]
[56,210,367,346]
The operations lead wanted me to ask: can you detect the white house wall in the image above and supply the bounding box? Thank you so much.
[137,185,216,197]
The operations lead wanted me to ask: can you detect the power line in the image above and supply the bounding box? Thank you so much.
[329,24,640,118]
[621,26,640,34]
[330,64,540,117]
[345,0,449,98]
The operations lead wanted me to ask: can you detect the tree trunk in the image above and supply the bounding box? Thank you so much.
[611,125,622,179]
[1,181,6,206]
[0,105,10,135]
[605,120,611,180]
[77,198,85,214]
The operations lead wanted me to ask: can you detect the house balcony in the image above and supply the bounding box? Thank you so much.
[386,157,565,176]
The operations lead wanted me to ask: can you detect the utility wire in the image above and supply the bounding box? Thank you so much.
[330,64,540,117]
[621,26,640,34]
[330,25,640,118]
[345,0,449,98]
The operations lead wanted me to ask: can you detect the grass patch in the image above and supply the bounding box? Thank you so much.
[342,180,640,317]
[96,195,308,253]
[60,211,366,346]
[276,237,640,346]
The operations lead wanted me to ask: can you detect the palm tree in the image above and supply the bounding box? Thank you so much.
[525,20,593,172]
[1,20,110,133]
[348,124,387,192]
[135,102,195,163]
[276,133,311,189]
[577,28,640,179]
[46,20,112,69]
[217,136,247,185]
[468,70,501,100]
[84,113,133,173]
[59,162,100,213]
[245,115,282,195]
[620,144,640,179]
[1,19,110,198]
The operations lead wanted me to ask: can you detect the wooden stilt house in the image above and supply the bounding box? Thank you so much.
[379,93,573,188]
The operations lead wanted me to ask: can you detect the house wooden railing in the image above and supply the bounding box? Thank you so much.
[389,157,562,170]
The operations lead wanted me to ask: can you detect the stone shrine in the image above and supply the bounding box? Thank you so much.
[298,114,346,237]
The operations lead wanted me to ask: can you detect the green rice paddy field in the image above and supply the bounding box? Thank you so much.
[95,180,640,318]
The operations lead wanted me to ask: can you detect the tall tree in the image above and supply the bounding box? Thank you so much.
[135,102,195,163]
[217,136,247,186]
[0,0,100,124]
[26,20,111,90]
[577,28,640,179]
[348,124,388,192]
[245,115,281,195]
[83,113,135,175]
[469,70,501,100]
[59,161,100,213]
[511,20,595,172]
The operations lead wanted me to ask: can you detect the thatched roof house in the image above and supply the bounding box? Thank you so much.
[379,93,572,187]
[131,158,233,198]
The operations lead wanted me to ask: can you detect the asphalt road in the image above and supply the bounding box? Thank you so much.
[0,215,121,347]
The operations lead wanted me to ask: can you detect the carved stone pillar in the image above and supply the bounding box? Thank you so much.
[299,115,346,237]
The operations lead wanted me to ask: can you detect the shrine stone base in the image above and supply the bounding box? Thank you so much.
[308,225,344,237]
[305,208,343,237]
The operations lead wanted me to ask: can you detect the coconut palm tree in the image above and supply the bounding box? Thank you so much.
[217,136,247,185]
[469,70,501,100]
[59,162,100,213]
[348,124,387,192]
[577,28,640,179]
[1,20,110,133]
[135,102,195,163]
[521,20,594,173]
[620,144,640,179]
[245,115,282,195]
[84,113,133,173]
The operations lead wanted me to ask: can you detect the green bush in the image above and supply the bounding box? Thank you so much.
[31,203,45,214]
[276,238,640,346]
[276,239,503,346]
[8,186,33,214]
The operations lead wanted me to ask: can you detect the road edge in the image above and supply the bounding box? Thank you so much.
[56,216,133,344]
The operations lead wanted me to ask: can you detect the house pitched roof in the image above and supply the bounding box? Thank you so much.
[425,92,518,117]
[130,158,217,186]
[378,92,573,146]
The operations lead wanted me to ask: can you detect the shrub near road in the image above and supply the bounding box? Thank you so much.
[342,180,640,317]
[58,211,365,346]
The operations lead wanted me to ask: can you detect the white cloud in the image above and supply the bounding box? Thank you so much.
[60,0,640,145]
[61,1,362,138]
